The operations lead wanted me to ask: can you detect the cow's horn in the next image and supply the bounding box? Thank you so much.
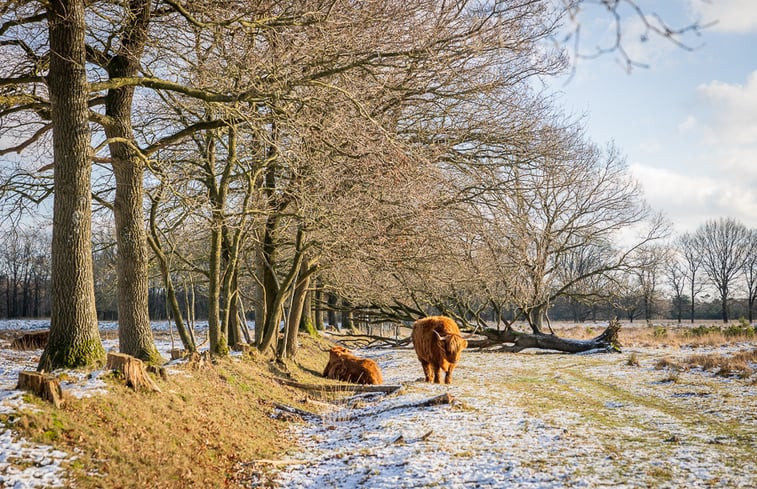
[433,330,448,341]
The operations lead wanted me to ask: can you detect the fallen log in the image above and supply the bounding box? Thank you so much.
[276,379,401,394]
[340,392,454,421]
[106,352,161,392]
[326,331,412,349]
[479,318,623,354]
[249,459,309,466]
[17,371,63,408]
[272,402,322,422]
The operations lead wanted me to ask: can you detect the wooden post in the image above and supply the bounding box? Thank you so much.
[106,352,161,392]
[17,371,63,408]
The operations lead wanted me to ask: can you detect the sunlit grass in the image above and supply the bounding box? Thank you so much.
[4,335,334,489]
[655,349,756,379]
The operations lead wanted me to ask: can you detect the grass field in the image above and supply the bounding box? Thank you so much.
[0,320,754,488]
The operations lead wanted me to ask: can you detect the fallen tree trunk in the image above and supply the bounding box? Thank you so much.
[326,332,412,349]
[276,379,401,393]
[340,392,454,421]
[319,319,622,354]
[477,318,622,353]
[272,402,322,422]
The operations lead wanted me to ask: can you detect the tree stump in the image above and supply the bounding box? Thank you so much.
[169,348,186,360]
[187,350,213,369]
[11,330,50,350]
[17,371,63,408]
[106,352,161,393]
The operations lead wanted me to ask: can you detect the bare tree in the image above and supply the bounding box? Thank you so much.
[558,0,711,72]
[694,218,751,323]
[744,230,757,324]
[678,232,703,323]
[666,255,686,324]
[632,244,671,321]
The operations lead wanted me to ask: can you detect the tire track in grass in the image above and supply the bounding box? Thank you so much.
[274,349,756,488]
[492,352,755,487]
[555,362,756,486]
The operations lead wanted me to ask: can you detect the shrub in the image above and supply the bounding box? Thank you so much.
[689,325,721,337]
[724,324,755,338]
[653,326,667,338]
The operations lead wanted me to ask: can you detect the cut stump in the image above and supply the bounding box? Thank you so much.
[106,352,161,393]
[17,371,63,408]
[169,348,185,360]
[11,330,50,350]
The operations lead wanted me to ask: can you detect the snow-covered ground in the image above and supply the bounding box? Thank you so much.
[272,344,757,489]
[1,320,755,489]
[0,319,208,488]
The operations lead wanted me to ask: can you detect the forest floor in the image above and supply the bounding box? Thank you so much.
[0,320,755,488]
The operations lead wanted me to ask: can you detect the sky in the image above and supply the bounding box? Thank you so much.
[549,0,757,236]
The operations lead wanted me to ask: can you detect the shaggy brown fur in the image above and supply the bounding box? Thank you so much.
[10,330,50,351]
[323,346,383,385]
[412,316,468,384]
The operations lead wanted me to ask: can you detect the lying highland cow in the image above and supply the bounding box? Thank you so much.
[323,346,384,385]
[412,316,468,384]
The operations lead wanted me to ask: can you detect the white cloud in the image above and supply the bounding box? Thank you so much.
[678,115,698,133]
[695,70,757,144]
[688,0,757,33]
[629,163,757,232]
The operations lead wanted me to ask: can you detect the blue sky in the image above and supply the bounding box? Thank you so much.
[549,0,757,235]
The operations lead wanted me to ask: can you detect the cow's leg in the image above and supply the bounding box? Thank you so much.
[444,364,456,384]
[420,360,433,382]
[433,366,442,384]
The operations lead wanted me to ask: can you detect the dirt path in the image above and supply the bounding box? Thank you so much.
[272,345,756,488]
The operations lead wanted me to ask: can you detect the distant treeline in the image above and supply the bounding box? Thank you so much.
[1,275,752,324]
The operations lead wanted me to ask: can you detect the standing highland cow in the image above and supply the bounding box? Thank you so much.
[323,346,384,385]
[412,316,468,384]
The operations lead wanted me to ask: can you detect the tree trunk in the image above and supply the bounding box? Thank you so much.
[208,212,228,356]
[226,267,245,349]
[720,288,729,323]
[146,203,196,352]
[282,265,312,359]
[105,0,161,364]
[314,278,324,330]
[342,299,353,330]
[327,293,337,328]
[260,228,306,355]
[39,0,105,372]
[257,216,281,353]
[527,304,546,334]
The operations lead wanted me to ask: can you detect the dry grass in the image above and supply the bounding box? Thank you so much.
[653,349,757,379]
[2,334,336,489]
[547,320,755,349]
